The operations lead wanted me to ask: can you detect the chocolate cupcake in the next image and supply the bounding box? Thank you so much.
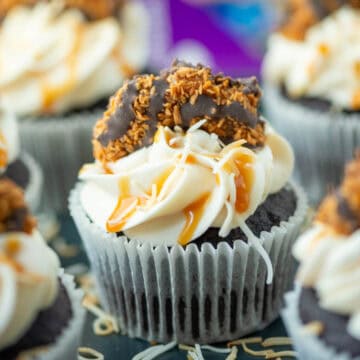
[283,156,360,359]
[70,61,307,344]
[262,0,360,204]
[0,178,85,359]
[0,109,42,212]
[0,0,149,212]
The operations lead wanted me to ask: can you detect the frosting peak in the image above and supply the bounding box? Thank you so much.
[0,178,60,350]
[81,121,294,284]
[0,1,149,115]
[263,6,360,110]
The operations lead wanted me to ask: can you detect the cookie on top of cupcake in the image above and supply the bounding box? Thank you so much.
[0,178,85,359]
[283,155,360,359]
[70,60,307,344]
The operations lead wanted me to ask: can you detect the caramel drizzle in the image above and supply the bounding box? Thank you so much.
[105,145,255,245]
[178,193,210,246]
[106,167,176,233]
[40,25,84,113]
[0,131,8,169]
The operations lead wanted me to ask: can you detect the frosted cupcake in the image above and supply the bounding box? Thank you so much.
[70,61,307,344]
[283,156,360,359]
[0,178,85,359]
[0,0,149,212]
[0,109,42,211]
[262,0,360,204]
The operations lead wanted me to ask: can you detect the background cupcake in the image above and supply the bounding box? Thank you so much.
[262,0,360,204]
[0,178,85,359]
[0,108,42,212]
[283,156,360,359]
[0,0,150,212]
[70,61,307,344]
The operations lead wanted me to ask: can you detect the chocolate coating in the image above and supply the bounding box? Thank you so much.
[94,61,265,163]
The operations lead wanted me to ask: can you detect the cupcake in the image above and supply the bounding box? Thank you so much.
[0,178,85,359]
[283,156,360,359]
[0,0,149,212]
[262,0,360,204]
[70,61,307,344]
[0,108,42,212]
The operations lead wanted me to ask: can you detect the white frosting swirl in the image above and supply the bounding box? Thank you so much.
[263,6,360,110]
[293,224,360,340]
[80,121,294,284]
[0,230,60,350]
[0,109,20,174]
[0,1,149,116]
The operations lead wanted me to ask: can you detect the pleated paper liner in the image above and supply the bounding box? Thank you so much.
[19,110,100,213]
[70,181,307,344]
[263,83,360,205]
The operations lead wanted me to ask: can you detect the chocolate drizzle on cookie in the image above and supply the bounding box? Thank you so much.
[94,61,265,163]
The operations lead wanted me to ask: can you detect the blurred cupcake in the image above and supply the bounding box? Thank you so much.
[0,0,149,212]
[0,178,85,359]
[70,61,307,344]
[283,156,360,359]
[0,109,42,211]
[262,0,360,204]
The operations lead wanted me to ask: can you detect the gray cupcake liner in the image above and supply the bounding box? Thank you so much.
[282,287,360,360]
[69,181,307,344]
[262,83,360,205]
[21,152,43,213]
[19,110,101,213]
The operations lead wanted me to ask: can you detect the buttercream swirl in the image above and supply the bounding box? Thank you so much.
[80,121,294,284]
[0,109,20,174]
[0,1,149,115]
[0,230,60,350]
[293,224,360,339]
[263,6,360,110]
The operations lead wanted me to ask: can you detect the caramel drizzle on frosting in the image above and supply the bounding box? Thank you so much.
[0,132,8,169]
[0,0,124,20]
[280,0,360,41]
[316,155,360,234]
[0,179,36,234]
[93,60,265,164]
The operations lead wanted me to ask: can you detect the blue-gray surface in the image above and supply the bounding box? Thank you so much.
[59,215,294,360]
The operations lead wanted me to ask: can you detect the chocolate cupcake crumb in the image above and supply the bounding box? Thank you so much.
[94,60,265,164]
[0,179,36,234]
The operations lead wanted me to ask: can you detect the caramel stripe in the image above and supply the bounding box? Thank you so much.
[336,192,359,230]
